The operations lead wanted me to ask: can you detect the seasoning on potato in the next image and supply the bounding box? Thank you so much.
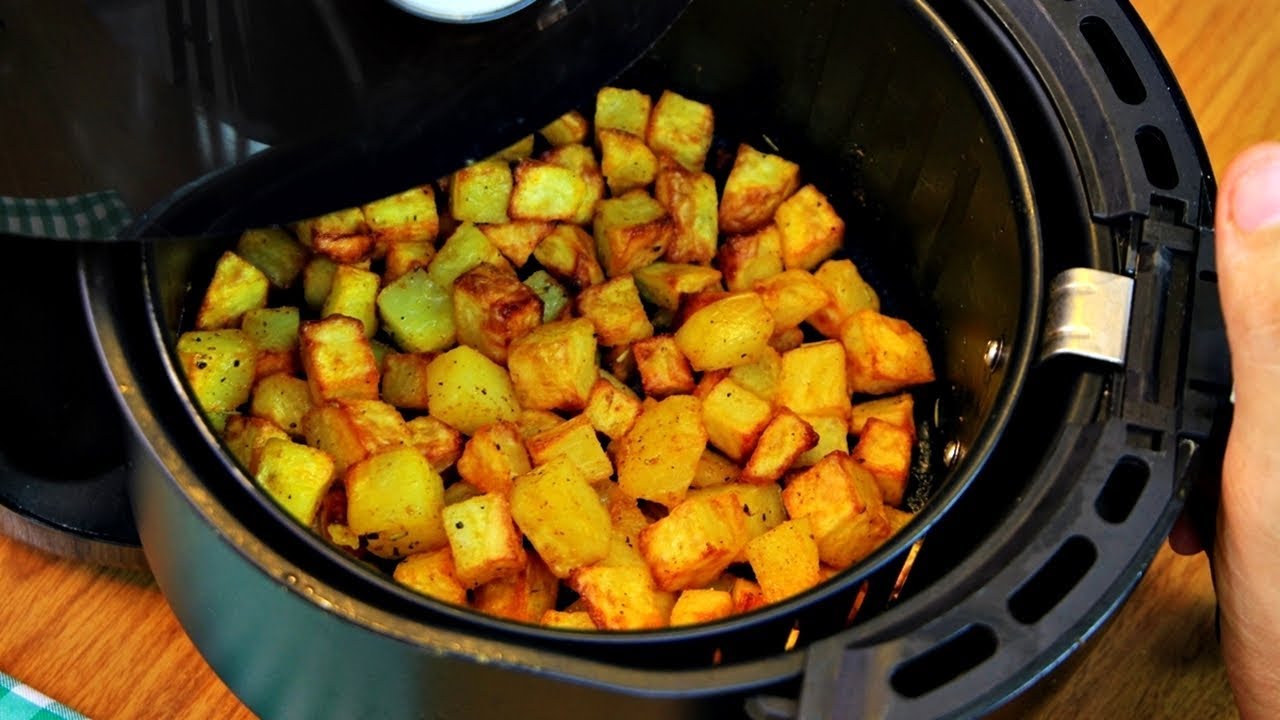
[176,85,938,631]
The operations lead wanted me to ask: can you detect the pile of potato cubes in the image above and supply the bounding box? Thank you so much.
[175,86,937,631]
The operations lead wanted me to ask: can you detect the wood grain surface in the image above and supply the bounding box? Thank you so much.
[0,1,1275,718]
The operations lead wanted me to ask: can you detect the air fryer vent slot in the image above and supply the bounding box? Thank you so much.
[1079,16,1147,105]
[1007,535,1097,624]
[1135,125,1181,189]
[889,624,997,698]
[1095,455,1151,523]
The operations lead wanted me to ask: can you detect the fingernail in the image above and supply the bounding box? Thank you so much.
[1230,152,1280,232]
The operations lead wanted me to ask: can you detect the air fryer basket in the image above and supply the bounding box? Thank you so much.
[77,0,1226,718]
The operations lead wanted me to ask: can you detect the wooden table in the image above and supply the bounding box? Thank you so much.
[1,1,1274,718]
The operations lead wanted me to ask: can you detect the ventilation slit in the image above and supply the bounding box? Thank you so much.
[1008,536,1098,624]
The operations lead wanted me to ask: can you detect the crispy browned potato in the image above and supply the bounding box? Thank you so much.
[452,263,543,364]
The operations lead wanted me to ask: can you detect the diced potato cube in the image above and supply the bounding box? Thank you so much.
[322,264,380,338]
[692,449,740,488]
[884,506,915,534]
[795,415,851,467]
[629,335,693,397]
[509,457,612,577]
[380,352,434,410]
[526,415,612,484]
[195,251,269,330]
[453,263,543,364]
[428,222,510,290]
[850,393,916,441]
[576,275,653,347]
[507,318,598,412]
[303,256,339,310]
[583,373,642,440]
[775,184,844,270]
[253,438,335,525]
[474,553,558,622]
[177,330,258,413]
[569,565,673,630]
[777,341,851,419]
[701,377,774,461]
[719,144,801,234]
[541,144,606,226]
[851,418,913,507]
[480,221,554,268]
[632,263,722,310]
[393,548,467,605]
[670,589,735,626]
[687,482,785,562]
[654,167,718,264]
[407,416,463,472]
[223,415,290,473]
[539,109,590,146]
[509,160,587,222]
[541,610,597,630]
[770,326,805,353]
[719,224,784,292]
[362,186,439,248]
[727,345,781,405]
[782,452,889,569]
[646,90,714,172]
[426,346,521,435]
[299,316,380,403]
[745,517,821,603]
[532,224,605,290]
[384,240,435,284]
[456,421,531,495]
[840,310,936,395]
[593,190,672,278]
[599,128,658,195]
[450,159,512,224]
[250,373,312,437]
[516,409,565,440]
[597,531,649,569]
[808,259,880,337]
[674,292,775,371]
[599,482,650,547]
[346,446,447,559]
[731,577,767,614]
[443,480,484,506]
[442,493,527,587]
[754,270,830,331]
[295,207,375,264]
[241,306,300,379]
[595,87,651,141]
[638,492,747,591]
[236,228,307,289]
[302,399,410,473]
[377,268,457,354]
[740,408,818,484]
[616,395,706,507]
[523,270,572,323]
[488,134,535,162]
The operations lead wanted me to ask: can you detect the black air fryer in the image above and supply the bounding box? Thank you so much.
[0,1,1229,718]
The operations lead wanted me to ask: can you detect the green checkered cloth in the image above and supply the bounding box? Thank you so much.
[0,674,85,720]
[0,192,133,240]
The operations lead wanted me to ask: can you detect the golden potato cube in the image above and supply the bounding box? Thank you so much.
[646,90,714,172]
[576,275,653,347]
[731,577,767,614]
[599,482,650,547]
[425,346,521,436]
[195,251,269,330]
[526,415,613,484]
[701,377,774,461]
[428,222,510,290]
[541,143,606,226]
[377,268,457,354]
[443,480,484,506]
[808,259,880,338]
[741,408,819,484]
[595,86,651,141]
[322,264,380,338]
[380,352,434,410]
[299,316,380,403]
[719,224,784,292]
[754,269,830,331]
[253,438,335,525]
[236,228,307,289]
[719,144,801,234]
[840,310,937,395]
[303,398,410,473]
[599,128,658,195]
[532,224,606,290]
[346,446,447,559]
[851,418,913,507]
[509,457,612,577]
[294,207,375,264]
[616,395,706,507]
[393,548,467,606]
[850,393,916,438]
[479,221,555,268]
[569,565,672,630]
[523,269,572,323]
[540,610,597,630]
[632,335,696,397]
[654,167,718,264]
[884,506,915,534]
[223,415,290,474]
[488,134,535,162]
[795,415,851,467]
[362,186,439,248]
[450,159,513,224]
[177,330,258,413]
[777,340,851,419]
[782,452,889,569]
[583,373,642,440]
[540,109,590,146]
[727,345,781,405]
[303,255,339,310]
[242,306,300,379]
[455,421,531,495]
[507,318,598,412]
[638,492,748,591]
[674,292,775,371]
[670,589,735,626]
[516,409,565,440]
[632,262,722,310]
[595,530,649,569]
[474,553,558,622]
[687,482,785,562]
[593,190,673,278]
[509,160,587,222]
[407,416,463,473]
[442,493,527,587]
[250,372,311,437]
[692,449,740,488]
[452,263,543,364]
[745,517,821,603]
[384,241,436,284]
[775,184,845,270]
[771,326,805,353]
